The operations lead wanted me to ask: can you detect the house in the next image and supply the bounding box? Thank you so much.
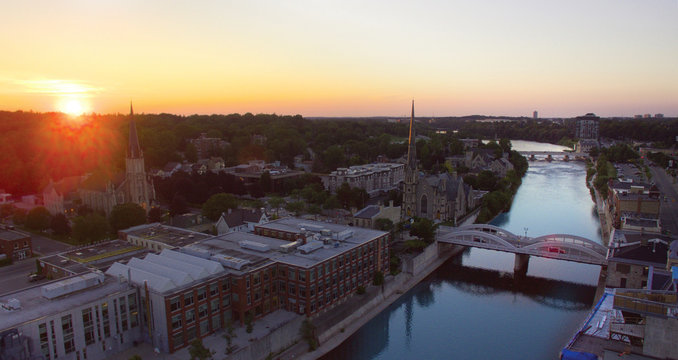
[160,162,182,178]
[606,232,675,289]
[215,208,268,235]
[353,201,400,229]
[0,229,32,261]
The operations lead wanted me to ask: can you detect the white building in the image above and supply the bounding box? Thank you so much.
[323,163,405,196]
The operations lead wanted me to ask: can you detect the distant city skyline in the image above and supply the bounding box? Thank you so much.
[1,0,677,117]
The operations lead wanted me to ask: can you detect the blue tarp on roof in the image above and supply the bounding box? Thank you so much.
[561,349,598,360]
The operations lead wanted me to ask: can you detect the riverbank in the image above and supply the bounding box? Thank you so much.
[277,243,465,360]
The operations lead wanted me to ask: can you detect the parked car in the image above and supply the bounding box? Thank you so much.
[29,274,45,282]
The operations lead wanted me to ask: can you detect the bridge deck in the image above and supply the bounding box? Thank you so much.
[437,225,607,266]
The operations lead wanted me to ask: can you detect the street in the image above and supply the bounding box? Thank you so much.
[650,166,678,236]
[0,231,72,294]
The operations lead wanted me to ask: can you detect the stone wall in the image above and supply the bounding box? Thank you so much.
[643,316,678,359]
[228,315,305,360]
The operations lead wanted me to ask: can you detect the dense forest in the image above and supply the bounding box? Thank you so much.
[0,110,676,196]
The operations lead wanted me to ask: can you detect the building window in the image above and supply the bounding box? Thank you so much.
[128,294,138,328]
[39,323,50,360]
[210,283,219,297]
[170,297,181,312]
[198,304,208,318]
[184,292,194,306]
[199,320,209,335]
[222,296,230,308]
[197,287,207,302]
[186,326,197,342]
[253,272,261,285]
[82,308,95,345]
[101,302,110,338]
[61,315,75,354]
[172,332,184,348]
[119,296,128,331]
[211,298,220,313]
[289,283,296,295]
[221,278,230,291]
[171,314,182,330]
[299,271,306,282]
[288,269,296,281]
[185,309,196,324]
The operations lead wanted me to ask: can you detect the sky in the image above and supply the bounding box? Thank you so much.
[1,0,677,118]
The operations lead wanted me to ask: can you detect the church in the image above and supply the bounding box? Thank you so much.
[78,104,156,215]
[401,101,475,223]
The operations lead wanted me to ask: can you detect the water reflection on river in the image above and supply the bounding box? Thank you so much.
[323,144,602,360]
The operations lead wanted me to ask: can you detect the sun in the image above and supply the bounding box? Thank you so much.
[59,98,89,116]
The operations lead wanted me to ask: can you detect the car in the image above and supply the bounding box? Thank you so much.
[28,274,45,282]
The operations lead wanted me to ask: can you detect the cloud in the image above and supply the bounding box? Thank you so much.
[2,78,104,97]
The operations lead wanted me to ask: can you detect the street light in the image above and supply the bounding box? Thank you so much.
[523,227,528,239]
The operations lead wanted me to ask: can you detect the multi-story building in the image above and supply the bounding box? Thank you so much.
[606,231,675,289]
[1,218,390,358]
[575,113,600,140]
[607,180,661,230]
[0,229,32,261]
[0,272,140,360]
[189,133,230,160]
[323,163,405,196]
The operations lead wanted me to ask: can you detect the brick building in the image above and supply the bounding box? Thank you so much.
[0,229,32,261]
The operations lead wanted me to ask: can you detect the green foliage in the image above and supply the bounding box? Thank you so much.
[185,143,198,163]
[202,193,238,221]
[223,319,236,354]
[0,257,13,267]
[72,214,110,244]
[245,312,254,333]
[188,339,212,360]
[259,171,272,193]
[0,204,14,219]
[356,285,366,295]
[600,144,639,163]
[647,151,673,168]
[169,194,188,217]
[409,218,437,243]
[35,259,42,273]
[110,203,147,233]
[285,201,305,216]
[322,196,341,210]
[374,218,394,231]
[128,355,143,360]
[299,318,318,351]
[404,239,428,252]
[389,254,401,275]
[50,213,71,236]
[26,206,51,231]
[373,271,385,286]
[147,207,163,223]
[336,183,368,210]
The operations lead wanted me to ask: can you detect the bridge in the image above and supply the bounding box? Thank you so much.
[437,224,608,275]
[518,151,589,162]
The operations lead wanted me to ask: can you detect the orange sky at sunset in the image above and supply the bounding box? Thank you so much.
[1,0,677,117]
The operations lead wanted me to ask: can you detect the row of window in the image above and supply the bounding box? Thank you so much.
[37,294,138,360]
[169,278,230,312]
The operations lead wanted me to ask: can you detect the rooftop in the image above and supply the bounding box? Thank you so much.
[0,229,29,242]
[120,223,213,248]
[353,205,380,219]
[0,274,133,331]
[40,240,149,275]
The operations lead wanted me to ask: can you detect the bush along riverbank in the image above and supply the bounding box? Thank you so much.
[470,148,529,224]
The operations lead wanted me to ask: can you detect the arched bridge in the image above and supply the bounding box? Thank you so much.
[437,224,608,267]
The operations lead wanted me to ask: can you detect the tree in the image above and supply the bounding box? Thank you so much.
[373,271,385,285]
[12,208,26,225]
[374,218,394,232]
[202,193,238,221]
[245,312,254,333]
[169,194,188,217]
[299,318,318,351]
[223,319,236,354]
[409,218,437,244]
[0,204,14,219]
[185,143,198,163]
[286,201,305,216]
[50,213,71,236]
[26,207,51,231]
[147,207,163,223]
[110,203,147,233]
[260,171,272,193]
[128,356,143,360]
[72,214,110,244]
[188,339,213,360]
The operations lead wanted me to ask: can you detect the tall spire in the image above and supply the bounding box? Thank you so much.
[406,100,417,170]
[128,103,142,159]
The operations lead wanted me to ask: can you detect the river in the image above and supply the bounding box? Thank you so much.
[322,141,602,360]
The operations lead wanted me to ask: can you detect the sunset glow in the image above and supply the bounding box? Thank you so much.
[59,98,88,116]
[1,0,677,117]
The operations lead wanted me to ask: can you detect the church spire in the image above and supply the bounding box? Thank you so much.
[406,100,417,170]
[128,103,142,159]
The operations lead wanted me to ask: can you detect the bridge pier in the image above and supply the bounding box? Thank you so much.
[514,254,529,276]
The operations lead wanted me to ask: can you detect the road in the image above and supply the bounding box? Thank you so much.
[0,231,72,295]
[650,166,678,236]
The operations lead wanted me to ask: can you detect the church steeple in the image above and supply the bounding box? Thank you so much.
[128,103,142,159]
[406,100,417,170]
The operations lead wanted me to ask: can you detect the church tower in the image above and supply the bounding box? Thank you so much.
[402,100,418,219]
[125,102,155,208]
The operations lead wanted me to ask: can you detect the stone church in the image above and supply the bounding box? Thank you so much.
[401,101,475,223]
[78,104,155,215]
